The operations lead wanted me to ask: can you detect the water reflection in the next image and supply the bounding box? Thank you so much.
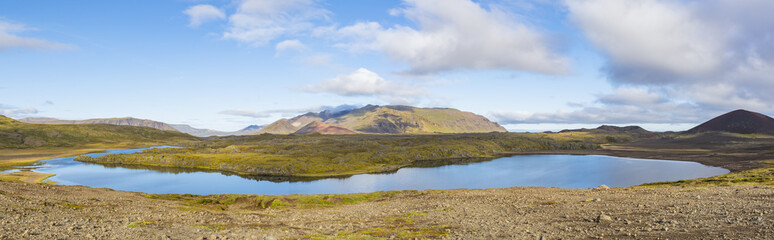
[30,147,729,195]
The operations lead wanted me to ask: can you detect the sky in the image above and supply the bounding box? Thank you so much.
[1,0,773,132]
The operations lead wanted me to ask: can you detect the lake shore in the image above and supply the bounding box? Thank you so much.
[1,133,773,238]
[1,179,772,239]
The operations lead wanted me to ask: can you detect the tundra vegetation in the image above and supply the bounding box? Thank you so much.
[0,115,197,169]
[75,131,633,178]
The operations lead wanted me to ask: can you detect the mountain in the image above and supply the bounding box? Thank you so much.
[170,124,263,137]
[255,119,299,134]
[261,105,507,134]
[19,117,177,131]
[687,109,774,135]
[293,122,357,135]
[1,115,196,148]
[170,124,230,137]
[560,125,657,137]
[18,117,262,137]
[238,125,263,133]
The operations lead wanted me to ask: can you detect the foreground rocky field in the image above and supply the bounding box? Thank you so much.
[1,180,771,239]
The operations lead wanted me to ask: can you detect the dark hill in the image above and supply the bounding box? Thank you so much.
[687,109,774,135]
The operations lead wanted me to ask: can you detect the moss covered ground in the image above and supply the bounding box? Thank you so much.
[76,132,632,178]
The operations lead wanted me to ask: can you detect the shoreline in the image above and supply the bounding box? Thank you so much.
[5,146,746,186]
[1,179,771,239]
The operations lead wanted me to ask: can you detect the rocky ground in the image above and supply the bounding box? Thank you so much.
[1,180,772,239]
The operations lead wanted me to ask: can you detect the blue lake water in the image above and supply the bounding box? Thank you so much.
[10,147,729,195]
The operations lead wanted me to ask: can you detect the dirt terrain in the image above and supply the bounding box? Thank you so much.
[1,180,772,239]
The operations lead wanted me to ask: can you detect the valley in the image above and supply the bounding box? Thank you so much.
[1,108,774,239]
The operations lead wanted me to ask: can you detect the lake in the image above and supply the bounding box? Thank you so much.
[8,147,729,195]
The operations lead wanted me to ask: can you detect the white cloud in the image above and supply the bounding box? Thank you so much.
[598,88,663,106]
[0,104,38,117]
[274,39,305,55]
[0,21,74,51]
[223,0,330,45]
[306,68,427,105]
[335,0,569,75]
[559,0,774,123]
[219,109,271,118]
[184,4,226,27]
[262,104,362,117]
[567,0,722,78]
[492,87,706,124]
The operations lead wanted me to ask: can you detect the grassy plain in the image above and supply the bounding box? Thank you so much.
[643,160,774,187]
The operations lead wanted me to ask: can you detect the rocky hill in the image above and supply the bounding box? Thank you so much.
[686,109,774,135]
[293,122,357,135]
[19,117,178,132]
[255,119,299,134]
[259,105,506,134]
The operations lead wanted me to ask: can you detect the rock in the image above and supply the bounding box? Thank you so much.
[597,214,613,222]
[593,185,610,190]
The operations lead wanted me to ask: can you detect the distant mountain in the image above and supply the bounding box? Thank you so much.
[687,109,774,135]
[255,119,299,134]
[260,105,507,134]
[170,124,229,137]
[170,124,263,137]
[293,122,357,135]
[238,125,263,133]
[18,117,177,131]
[1,115,196,148]
[18,117,262,137]
[560,125,657,137]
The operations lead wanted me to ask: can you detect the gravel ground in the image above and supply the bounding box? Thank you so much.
[1,181,772,239]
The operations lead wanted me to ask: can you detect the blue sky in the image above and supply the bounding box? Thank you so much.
[2,0,773,132]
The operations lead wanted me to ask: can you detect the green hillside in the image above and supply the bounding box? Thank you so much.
[0,115,197,149]
[261,105,507,134]
[324,105,507,134]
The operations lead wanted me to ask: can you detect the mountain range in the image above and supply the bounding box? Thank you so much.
[0,115,195,148]
[18,117,262,137]
[169,124,263,137]
[18,117,178,131]
[14,107,774,137]
[255,105,508,135]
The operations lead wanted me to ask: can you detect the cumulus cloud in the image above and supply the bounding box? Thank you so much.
[306,68,427,105]
[223,0,330,45]
[0,21,74,51]
[567,0,722,79]
[184,4,226,27]
[219,109,271,118]
[334,0,569,75]
[566,0,774,114]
